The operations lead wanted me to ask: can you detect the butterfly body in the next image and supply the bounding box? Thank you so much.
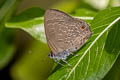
[44,9,92,61]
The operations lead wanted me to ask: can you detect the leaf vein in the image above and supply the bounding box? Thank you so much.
[92,14,120,26]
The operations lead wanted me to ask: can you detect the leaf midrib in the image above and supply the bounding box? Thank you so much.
[65,17,120,80]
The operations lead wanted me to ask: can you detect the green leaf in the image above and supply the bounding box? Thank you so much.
[6,7,46,43]
[0,28,15,69]
[71,8,96,24]
[48,7,120,80]
[103,55,120,80]
[11,40,54,80]
[73,8,96,17]
[0,0,17,69]
[0,0,17,21]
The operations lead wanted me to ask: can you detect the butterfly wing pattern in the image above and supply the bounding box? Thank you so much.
[44,9,92,61]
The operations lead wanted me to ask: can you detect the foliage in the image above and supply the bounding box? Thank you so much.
[0,0,120,80]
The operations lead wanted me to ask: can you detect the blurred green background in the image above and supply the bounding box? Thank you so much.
[0,0,120,80]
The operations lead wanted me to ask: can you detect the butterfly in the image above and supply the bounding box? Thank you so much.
[44,9,92,65]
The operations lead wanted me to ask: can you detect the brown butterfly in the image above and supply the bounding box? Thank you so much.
[44,9,92,65]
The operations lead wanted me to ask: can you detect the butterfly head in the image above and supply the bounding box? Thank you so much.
[48,52,55,58]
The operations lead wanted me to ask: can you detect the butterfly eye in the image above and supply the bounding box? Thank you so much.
[80,26,85,30]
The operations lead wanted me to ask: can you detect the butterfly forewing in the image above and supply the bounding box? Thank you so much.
[44,9,72,54]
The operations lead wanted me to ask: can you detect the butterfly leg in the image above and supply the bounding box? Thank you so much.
[62,59,71,66]
[54,59,64,66]
[70,52,80,57]
[70,52,74,55]
[70,52,79,57]
[74,54,80,57]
